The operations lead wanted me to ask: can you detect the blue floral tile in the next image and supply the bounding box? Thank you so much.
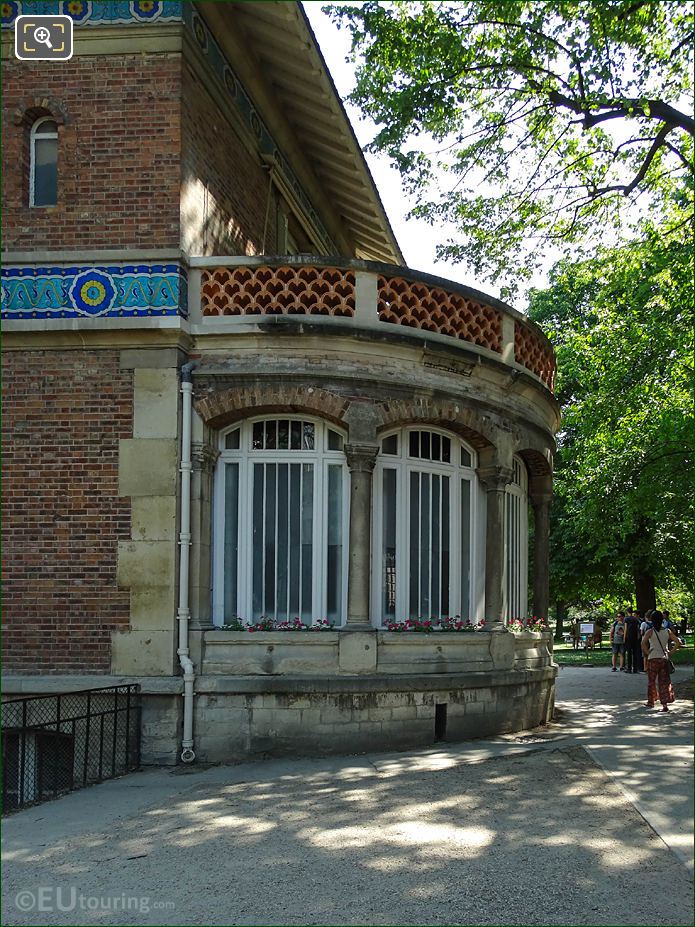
[1,263,188,320]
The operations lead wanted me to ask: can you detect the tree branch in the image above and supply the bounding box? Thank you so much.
[547,90,694,136]
[589,124,671,197]
[665,141,694,170]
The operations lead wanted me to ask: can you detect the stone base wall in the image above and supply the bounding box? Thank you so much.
[141,694,182,766]
[203,630,552,676]
[3,637,556,767]
[191,668,556,763]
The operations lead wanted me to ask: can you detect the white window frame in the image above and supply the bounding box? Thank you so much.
[29,116,58,208]
[504,456,529,620]
[372,427,483,626]
[212,416,349,626]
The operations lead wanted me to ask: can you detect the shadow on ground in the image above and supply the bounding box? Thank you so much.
[2,737,693,927]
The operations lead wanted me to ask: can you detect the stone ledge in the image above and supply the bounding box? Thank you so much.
[2,675,183,696]
[194,667,557,695]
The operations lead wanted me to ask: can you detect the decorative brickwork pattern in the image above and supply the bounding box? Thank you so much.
[201,266,355,317]
[377,276,502,351]
[514,321,556,389]
[379,398,494,450]
[2,350,132,674]
[195,384,350,429]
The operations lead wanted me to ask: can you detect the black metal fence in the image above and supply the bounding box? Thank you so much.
[1,685,141,812]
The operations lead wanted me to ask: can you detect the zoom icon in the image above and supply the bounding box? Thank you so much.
[15,15,73,61]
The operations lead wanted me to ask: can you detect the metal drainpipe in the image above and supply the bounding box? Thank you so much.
[178,361,197,763]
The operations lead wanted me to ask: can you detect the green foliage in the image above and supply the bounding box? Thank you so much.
[328,1,693,295]
[528,201,693,611]
[553,636,694,667]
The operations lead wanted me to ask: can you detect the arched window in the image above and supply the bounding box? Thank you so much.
[213,417,348,626]
[30,117,58,207]
[505,457,528,620]
[374,427,480,624]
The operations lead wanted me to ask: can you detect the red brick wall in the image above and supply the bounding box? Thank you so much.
[1,54,182,251]
[180,60,275,255]
[1,350,132,674]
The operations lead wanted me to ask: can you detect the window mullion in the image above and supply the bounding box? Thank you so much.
[439,474,444,619]
[315,458,325,626]
[212,460,224,625]
[298,463,303,620]
[286,462,291,622]
[274,462,279,621]
[427,473,433,619]
[239,454,248,622]
[261,464,267,619]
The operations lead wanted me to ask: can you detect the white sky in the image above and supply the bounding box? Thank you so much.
[303,1,555,306]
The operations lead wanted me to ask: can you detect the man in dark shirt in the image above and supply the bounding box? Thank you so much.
[624,607,643,674]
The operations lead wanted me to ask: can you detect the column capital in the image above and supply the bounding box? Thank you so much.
[191,442,219,473]
[476,464,514,492]
[345,444,378,473]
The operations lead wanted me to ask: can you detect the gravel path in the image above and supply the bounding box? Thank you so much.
[2,668,693,926]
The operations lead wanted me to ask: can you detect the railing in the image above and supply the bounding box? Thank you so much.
[192,258,556,391]
[1,685,140,813]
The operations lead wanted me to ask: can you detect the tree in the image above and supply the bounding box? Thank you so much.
[329,1,693,295]
[527,203,693,614]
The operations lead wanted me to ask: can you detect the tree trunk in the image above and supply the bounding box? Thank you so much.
[554,600,568,641]
[634,571,656,614]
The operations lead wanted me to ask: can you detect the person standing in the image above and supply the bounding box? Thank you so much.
[610,611,627,672]
[624,608,642,674]
[641,611,681,711]
[640,609,654,640]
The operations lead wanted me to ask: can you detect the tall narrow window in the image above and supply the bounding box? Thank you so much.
[215,418,348,626]
[375,428,478,624]
[505,457,528,620]
[30,118,58,207]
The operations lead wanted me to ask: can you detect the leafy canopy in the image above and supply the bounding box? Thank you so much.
[329,1,693,295]
[528,200,693,609]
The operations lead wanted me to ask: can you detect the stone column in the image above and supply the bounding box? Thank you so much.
[477,465,513,630]
[530,478,552,621]
[344,444,378,628]
[187,439,218,671]
[189,441,219,630]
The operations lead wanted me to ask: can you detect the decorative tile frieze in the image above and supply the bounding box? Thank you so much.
[1,0,182,27]
[1,263,187,319]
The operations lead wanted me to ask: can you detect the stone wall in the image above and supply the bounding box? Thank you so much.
[192,668,556,762]
[202,630,552,676]
[190,631,556,763]
[113,348,183,677]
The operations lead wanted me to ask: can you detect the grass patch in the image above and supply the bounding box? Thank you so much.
[553,633,694,668]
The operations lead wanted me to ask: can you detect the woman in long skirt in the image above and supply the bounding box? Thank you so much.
[641,610,681,712]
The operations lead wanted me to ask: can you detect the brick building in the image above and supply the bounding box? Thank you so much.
[2,1,559,765]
